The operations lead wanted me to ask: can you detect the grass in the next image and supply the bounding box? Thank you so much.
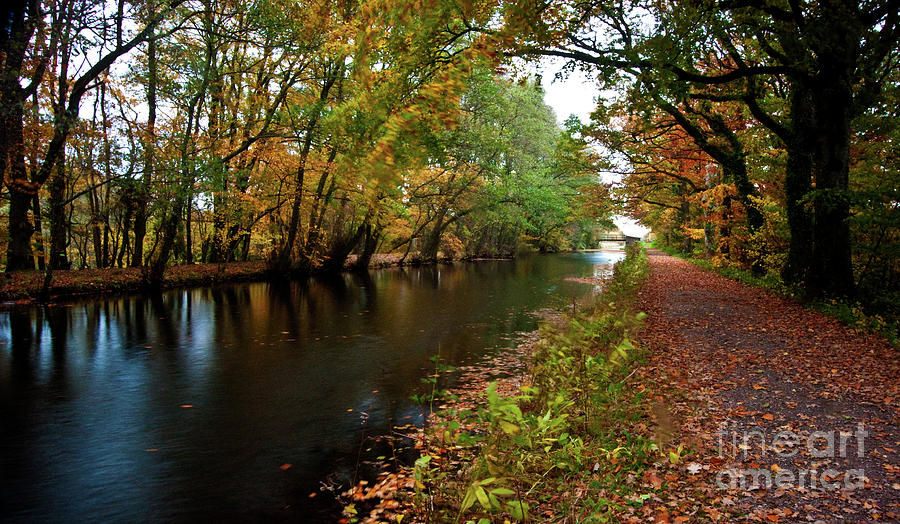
[407,244,660,522]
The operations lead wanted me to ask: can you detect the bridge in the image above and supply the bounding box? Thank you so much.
[595,228,643,246]
[596,232,626,241]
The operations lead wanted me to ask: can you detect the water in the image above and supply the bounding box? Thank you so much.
[0,251,622,522]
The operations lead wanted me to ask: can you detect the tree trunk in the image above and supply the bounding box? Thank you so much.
[47,154,70,269]
[133,28,156,267]
[279,66,341,270]
[208,204,227,263]
[147,200,182,284]
[117,204,132,267]
[131,186,149,266]
[320,222,366,274]
[31,193,45,270]
[4,97,34,270]
[420,213,447,262]
[1,0,38,271]
[722,158,763,233]
[184,191,194,264]
[806,59,855,296]
[352,222,380,271]
[7,186,35,271]
[304,169,338,267]
[89,184,103,268]
[679,196,692,254]
[781,82,815,287]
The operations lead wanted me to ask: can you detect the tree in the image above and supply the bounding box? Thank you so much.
[2,0,185,272]
[394,71,608,260]
[504,0,899,296]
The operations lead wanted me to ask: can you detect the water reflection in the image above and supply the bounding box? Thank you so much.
[0,251,622,521]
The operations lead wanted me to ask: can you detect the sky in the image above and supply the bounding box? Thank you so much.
[534,59,651,238]
[534,58,601,125]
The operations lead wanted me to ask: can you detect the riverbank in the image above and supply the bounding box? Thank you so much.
[0,253,488,303]
[0,260,269,303]
[339,244,654,522]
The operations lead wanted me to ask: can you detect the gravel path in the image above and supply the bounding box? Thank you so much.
[635,251,900,522]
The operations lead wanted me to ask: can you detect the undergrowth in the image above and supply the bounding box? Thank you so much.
[409,244,661,522]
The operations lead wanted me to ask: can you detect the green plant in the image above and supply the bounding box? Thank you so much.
[413,245,660,521]
[410,354,456,406]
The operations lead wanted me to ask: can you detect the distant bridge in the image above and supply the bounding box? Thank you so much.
[596,232,626,241]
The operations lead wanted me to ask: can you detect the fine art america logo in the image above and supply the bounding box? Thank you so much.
[715,423,868,491]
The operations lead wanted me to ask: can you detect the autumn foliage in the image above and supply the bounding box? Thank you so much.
[0,0,611,283]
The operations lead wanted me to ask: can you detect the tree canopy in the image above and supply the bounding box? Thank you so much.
[0,0,612,281]
[496,0,898,300]
[1,0,896,306]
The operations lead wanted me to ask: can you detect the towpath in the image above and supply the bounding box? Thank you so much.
[633,250,900,522]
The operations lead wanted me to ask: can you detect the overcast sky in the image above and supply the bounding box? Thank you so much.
[533,59,651,238]
[535,59,600,125]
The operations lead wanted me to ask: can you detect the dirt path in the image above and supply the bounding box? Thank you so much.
[635,251,900,522]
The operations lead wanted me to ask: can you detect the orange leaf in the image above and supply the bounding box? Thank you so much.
[762,413,775,421]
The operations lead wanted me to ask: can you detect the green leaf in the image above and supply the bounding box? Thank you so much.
[485,381,499,405]
[460,486,477,512]
[499,419,520,434]
[501,404,523,419]
[507,500,529,520]
[474,485,490,510]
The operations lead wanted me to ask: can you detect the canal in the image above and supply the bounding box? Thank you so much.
[0,251,622,521]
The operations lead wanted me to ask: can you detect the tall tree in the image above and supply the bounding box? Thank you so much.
[505,0,899,296]
[2,0,185,271]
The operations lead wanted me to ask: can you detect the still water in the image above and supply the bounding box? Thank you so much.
[0,251,621,522]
